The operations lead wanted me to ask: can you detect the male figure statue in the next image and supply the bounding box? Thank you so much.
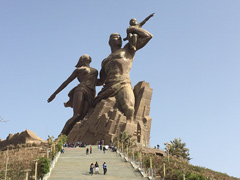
[94,25,153,121]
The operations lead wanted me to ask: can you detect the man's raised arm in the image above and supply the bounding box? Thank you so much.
[127,26,153,51]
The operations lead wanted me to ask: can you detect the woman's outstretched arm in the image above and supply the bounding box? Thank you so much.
[48,70,78,102]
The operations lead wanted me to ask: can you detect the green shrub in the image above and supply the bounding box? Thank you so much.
[56,142,63,152]
[0,172,3,179]
[56,134,67,152]
[38,157,50,178]
[186,173,206,180]
[191,165,202,173]
[142,154,151,168]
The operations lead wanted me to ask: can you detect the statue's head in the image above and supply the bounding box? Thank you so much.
[75,54,91,67]
[130,18,137,26]
[109,33,122,48]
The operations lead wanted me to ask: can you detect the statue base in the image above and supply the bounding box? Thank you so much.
[66,81,153,147]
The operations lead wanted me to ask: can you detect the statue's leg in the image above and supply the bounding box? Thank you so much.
[116,86,135,121]
[132,34,138,51]
[129,33,134,50]
[61,116,79,135]
[128,33,137,51]
[73,91,84,117]
[129,33,133,41]
[81,101,89,120]
[61,91,85,135]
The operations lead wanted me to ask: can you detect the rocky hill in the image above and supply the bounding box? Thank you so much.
[0,129,45,150]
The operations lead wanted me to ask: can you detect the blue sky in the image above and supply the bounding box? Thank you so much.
[0,1,240,178]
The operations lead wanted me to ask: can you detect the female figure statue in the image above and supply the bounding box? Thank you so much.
[48,54,98,135]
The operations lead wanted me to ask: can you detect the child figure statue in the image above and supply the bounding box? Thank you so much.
[123,13,154,51]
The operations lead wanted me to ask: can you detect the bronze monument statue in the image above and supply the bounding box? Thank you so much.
[48,14,154,147]
[48,54,98,135]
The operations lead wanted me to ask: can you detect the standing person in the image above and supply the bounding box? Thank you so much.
[102,162,107,175]
[90,145,92,154]
[103,146,106,154]
[86,147,89,155]
[90,163,94,175]
[98,142,100,150]
[95,161,99,174]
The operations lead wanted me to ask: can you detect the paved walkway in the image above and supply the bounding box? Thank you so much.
[48,145,147,180]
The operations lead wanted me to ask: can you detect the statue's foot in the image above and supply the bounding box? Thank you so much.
[64,102,71,107]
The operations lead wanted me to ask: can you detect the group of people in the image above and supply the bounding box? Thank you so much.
[89,162,107,175]
[87,145,107,154]
[63,141,87,148]
[86,145,93,155]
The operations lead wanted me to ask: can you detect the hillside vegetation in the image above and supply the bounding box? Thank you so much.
[115,133,239,180]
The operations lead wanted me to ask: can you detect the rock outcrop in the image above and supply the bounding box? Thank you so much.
[0,129,45,150]
[67,81,153,147]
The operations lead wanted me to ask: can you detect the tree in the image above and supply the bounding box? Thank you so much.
[166,138,191,161]
[47,135,54,145]
[113,131,136,149]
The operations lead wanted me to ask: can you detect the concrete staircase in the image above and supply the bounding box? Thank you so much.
[47,145,147,180]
